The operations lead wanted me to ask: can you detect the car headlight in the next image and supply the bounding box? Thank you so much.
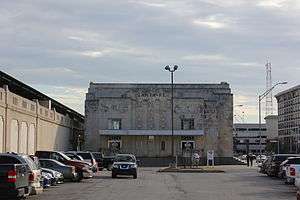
[82,166,89,171]
[130,164,137,168]
[112,164,119,168]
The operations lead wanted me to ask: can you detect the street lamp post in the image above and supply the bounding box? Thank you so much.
[165,65,178,163]
[258,81,287,157]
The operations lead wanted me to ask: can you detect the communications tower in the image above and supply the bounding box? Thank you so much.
[265,61,273,116]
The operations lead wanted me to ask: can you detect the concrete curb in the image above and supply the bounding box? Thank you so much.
[157,167,225,173]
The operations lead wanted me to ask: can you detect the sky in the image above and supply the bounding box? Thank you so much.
[1,0,299,122]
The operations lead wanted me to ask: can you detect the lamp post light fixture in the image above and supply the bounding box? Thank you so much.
[165,65,178,163]
[258,81,287,157]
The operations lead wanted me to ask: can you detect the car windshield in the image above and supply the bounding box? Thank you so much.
[59,152,71,161]
[77,153,92,159]
[115,155,135,162]
[92,153,103,159]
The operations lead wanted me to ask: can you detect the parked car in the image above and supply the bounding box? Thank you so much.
[35,151,93,180]
[92,152,104,171]
[41,168,64,184]
[295,177,300,200]
[278,157,300,179]
[266,154,300,177]
[256,155,267,165]
[39,158,78,181]
[41,171,52,188]
[0,153,31,198]
[285,162,300,185]
[20,155,43,195]
[259,156,271,174]
[112,154,138,179]
[64,152,84,161]
[103,155,116,171]
[67,151,98,173]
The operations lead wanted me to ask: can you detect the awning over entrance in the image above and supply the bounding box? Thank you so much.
[99,129,204,136]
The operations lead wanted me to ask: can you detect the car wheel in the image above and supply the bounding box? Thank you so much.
[133,173,137,179]
[77,172,83,182]
[112,173,117,178]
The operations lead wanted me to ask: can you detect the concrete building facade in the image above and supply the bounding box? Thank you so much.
[233,123,267,155]
[0,71,84,154]
[276,85,300,153]
[85,82,233,164]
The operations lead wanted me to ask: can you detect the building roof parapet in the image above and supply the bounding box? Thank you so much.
[275,84,300,98]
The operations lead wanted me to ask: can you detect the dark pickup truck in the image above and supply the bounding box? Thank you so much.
[0,154,31,198]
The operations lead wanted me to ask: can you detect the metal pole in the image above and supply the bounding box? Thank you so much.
[258,96,262,157]
[277,139,280,154]
[171,71,174,158]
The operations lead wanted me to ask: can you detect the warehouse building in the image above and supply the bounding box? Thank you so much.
[0,71,84,154]
[85,82,233,165]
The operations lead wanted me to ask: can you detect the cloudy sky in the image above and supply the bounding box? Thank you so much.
[1,0,299,122]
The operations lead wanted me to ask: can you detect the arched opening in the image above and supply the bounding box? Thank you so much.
[0,117,3,153]
[28,124,35,155]
[19,122,28,154]
[10,119,19,153]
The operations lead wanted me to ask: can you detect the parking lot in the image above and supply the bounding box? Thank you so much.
[28,166,296,200]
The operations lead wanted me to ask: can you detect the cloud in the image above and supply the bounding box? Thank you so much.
[182,54,229,62]
[1,0,300,122]
[34,85,86,114]
[80,51,104,58]
[130,1,166,8]
[256,0,286,8]
[192,14,233,29]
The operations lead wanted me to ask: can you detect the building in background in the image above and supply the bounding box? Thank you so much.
[0,71,84,154]
[233,123,267,155]
[85,82,233,165]
[276,85,300,153]
[265,115,279,140]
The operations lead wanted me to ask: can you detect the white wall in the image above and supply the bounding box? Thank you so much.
[28,123,35,155]
[19,122,28,154]
[10,119,19,152]
[0,117,3,152]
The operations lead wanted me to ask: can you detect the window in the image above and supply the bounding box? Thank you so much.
[13,97,18,105]
[22,101,27,109]
[108,140,121,150]
[181,119,194,130]
[181,141,195,150]
[161,141,166,151]
[110,119,122,130]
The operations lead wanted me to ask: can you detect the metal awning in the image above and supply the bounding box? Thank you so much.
[99,129,204,136]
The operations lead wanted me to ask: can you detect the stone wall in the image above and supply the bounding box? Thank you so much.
[0,86,73,154]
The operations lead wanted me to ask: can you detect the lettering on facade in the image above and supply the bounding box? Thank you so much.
[136,92,167,98]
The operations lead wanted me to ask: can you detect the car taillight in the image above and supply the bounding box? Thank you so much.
[290,167,296,176]
[28,172,35,182]
[7,170,17,183]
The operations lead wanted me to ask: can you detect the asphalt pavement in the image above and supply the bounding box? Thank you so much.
[29,166,296,200]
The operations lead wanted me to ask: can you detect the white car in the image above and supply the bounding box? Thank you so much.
[286,164,300,184]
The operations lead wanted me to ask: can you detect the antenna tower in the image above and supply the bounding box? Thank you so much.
[265,61,273,116]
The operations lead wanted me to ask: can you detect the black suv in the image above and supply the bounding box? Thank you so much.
[111,154,137,179]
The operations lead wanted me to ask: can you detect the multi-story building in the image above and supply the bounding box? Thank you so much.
[0,71,84,154]
[233,123,267,155]
[276,85,300,153]
[85,82,234,165]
